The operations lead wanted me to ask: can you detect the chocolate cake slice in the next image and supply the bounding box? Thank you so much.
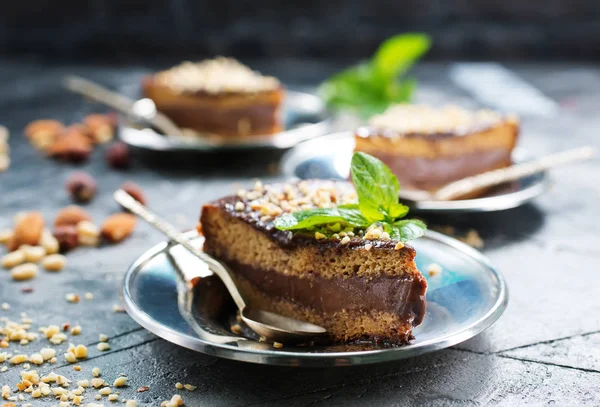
[200,180,427,344]
[355,104,519,191]
[143,57,284,138]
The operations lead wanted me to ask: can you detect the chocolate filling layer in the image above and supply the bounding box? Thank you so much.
[226,259,427,326]
[155,104,280,136]
[376,149,512,190]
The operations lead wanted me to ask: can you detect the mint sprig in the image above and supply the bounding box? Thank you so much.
[318,33,431,118]
[274,152,426,243]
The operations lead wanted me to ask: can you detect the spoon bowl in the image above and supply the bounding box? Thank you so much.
[241,308,328,344]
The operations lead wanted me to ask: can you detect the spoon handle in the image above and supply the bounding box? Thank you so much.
[113,189,247,310]
[63,75,186,138]
[434,146,597,201]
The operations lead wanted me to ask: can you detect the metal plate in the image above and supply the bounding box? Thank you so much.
[281,132,550,213]
[122,231,507,366]
[118,90,331,151]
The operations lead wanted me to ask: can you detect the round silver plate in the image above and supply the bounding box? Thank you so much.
[118,90,331,151]
[122,231,507,366]
[281,132,550,213]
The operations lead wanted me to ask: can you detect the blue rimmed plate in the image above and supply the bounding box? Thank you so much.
[122,231,507,366]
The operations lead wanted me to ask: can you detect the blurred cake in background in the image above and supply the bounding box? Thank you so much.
[142,57,285,138]
[354,105,519,191]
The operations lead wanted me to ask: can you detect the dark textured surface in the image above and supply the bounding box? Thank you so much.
[0,59,600,405]
[2,0,600,59]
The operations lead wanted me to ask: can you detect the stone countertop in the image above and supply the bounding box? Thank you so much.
[0,59,599,406]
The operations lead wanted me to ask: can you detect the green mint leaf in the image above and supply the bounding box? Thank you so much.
[373,33,431,82]
[274,207,369,231]
[350,152,400,222]
[318,33,430,116]
[389,219,427,243]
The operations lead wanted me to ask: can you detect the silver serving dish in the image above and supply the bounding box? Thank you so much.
[122,231,507,366]
[119,90,331,151]
[281,132,550,213]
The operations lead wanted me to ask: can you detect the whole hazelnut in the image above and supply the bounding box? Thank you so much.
[53,225,78,252]
[120,182,146,207]
[106,142,131,169]
[66,172,97,203]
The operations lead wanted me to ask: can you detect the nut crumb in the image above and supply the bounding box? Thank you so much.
[394,242,405,250]
[85,292,94,300]
[273,342,283,349]
[137,386,149,393]
[427,263,442,276]
[183,384,196,391]
[230,324,242,335]
[66,293,80,303]
[97,342,110,352]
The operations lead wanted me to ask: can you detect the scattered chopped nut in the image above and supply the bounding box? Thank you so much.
[91,378,104,388]
[10,263,38,281]
[74,344,88,359]
[84,113,116,144]
[71,325,82,335]
[85,292,94,300]
[28,353,43,365]
[99,386,112,395]
[427,263,443,277]
[112,305,125,313]
[64,352,77,363]
[340,236,351,245]
[40,348,56,361]
[10,211,45,251]
[108,393,119,401]
[47,125,93,163]
[77,220,101,246]
[273,342,283,349]
[137,386,149,393]
[92,367,101,377]
[66,293,80,303]
[113,377,127,387]
[73,365,82,371]
[175,383,183,389]
[41,254,67,272]
[9,354,27,364]
[97,342,110,352]
[99,333,109,342]
[126,400,139,407]
[183,384,197,391]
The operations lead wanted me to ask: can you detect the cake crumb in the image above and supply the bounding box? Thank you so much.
[427,263,442,276]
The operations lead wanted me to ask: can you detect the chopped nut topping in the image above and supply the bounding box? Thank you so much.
[364,244,373,251]
[155,58,280,95]
[368,104,507,136]
[314,232,326,240]
[394,242,404,250]
[340,236,351,245]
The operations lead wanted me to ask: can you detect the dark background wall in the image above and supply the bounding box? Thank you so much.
[2,0,600,60]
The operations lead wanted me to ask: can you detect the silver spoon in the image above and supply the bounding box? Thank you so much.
[63,75,186,138]
[399,145,597,202]
[114,189,328,343]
